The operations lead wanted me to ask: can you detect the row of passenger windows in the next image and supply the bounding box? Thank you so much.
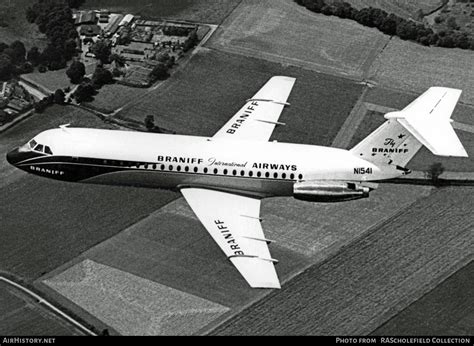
[101,160,303,180]
[29,139,53,155]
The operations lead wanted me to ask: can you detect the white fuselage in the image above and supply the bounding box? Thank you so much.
[10,128,403,198]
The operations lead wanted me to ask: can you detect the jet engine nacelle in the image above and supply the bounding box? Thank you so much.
[293,180,372,202]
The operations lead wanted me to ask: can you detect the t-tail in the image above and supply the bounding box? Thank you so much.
[350,87,468,177]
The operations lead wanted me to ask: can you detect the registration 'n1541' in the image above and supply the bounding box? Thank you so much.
[354,167,373,174]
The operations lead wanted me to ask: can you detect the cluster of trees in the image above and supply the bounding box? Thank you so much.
[68,64,114,103]
[34,89,67,113]
[25,0,80,71]
[183,29,199,52]
[162,26,193,37]
[295,0,474,50]
[0,41,36,80]
[148,53,175,82]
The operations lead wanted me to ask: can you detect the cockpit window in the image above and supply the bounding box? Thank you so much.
[29,140,37,148]
[34,144,44,152]
[44,146,53,155]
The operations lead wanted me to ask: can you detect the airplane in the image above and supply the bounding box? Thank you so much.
[6,76,468,289]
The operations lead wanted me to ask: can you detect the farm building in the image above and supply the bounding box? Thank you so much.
[75,11,97,26]
[105,14,124,37]
[119,14,135,27]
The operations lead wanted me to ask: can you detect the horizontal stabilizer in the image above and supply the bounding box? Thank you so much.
[384,87,467,157]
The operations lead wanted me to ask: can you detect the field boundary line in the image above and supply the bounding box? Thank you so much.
[331,87,368,149]
[0,276,97,336]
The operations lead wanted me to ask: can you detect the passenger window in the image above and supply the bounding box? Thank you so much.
[34,144,44,152]
[265,172,270,178]
[213,168,218,174]
[298,174,303,180]
[161,164,165,170]
[232,170,237,176]
[204,168,208,173]
[169,165,173,170]
[185,166,189,172]
[223,169,228,175]
[249,171,253,177]
[177,166,181,171]
[44,146,53,155]
[152,164,156,170]
[193,167,198,173]
[257,172,261,177]
[273,172,278,179]
[290,173,295,180]
[282,173,286,179]
[240,170,245,176]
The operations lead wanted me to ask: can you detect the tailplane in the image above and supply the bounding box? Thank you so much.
[351,87,468,168]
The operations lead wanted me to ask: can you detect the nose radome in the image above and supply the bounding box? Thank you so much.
[6,147,21,166]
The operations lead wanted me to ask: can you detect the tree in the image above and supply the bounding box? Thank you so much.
[183,30,199,52]
[66,60,86,84]
[53,89,65,104]
[73,82,96,103]
[144,115,155,131]
[110,54,126,67]
[0,42,9,53]
[9,41,26,62]
[427,163,445,186]
[149,63,169,81]
[380,14,398,35]
[446,16,459,30]
[92,66,113,88]
[66,0,85,8]
[27,46,41,66]
[0,53,13,81]
[90,40,112,64]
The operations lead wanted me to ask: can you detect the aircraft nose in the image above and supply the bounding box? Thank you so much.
[6,147,22,166]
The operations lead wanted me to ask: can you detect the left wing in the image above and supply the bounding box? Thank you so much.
[180,188,280,289]
[212,76,296,141]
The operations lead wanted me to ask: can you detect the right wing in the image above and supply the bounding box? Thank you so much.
[180,188,280,289]
[212,76,295,141]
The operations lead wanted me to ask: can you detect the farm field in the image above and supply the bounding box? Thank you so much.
[373,260,474,335]
[38,183,431,335]
[0,281,78,335]
[211,186,474,335]
[206,0,389,79]
[44,260,230,336]
[369,37,474,105]
[83,0,243,24]
[116,49,363,146]
[83,83,147,114]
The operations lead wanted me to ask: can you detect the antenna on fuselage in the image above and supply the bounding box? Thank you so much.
[59,124,71,133]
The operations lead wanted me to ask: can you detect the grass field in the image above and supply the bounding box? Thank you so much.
[369,37,474,105]
[211,186,474,335]
[44,260,230,335]
[0,281,78,335]
[373,260,474,335]
[117,49,363,146]
[83,83,147,114]
[206,0,389,79]
[83,0,242,24]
